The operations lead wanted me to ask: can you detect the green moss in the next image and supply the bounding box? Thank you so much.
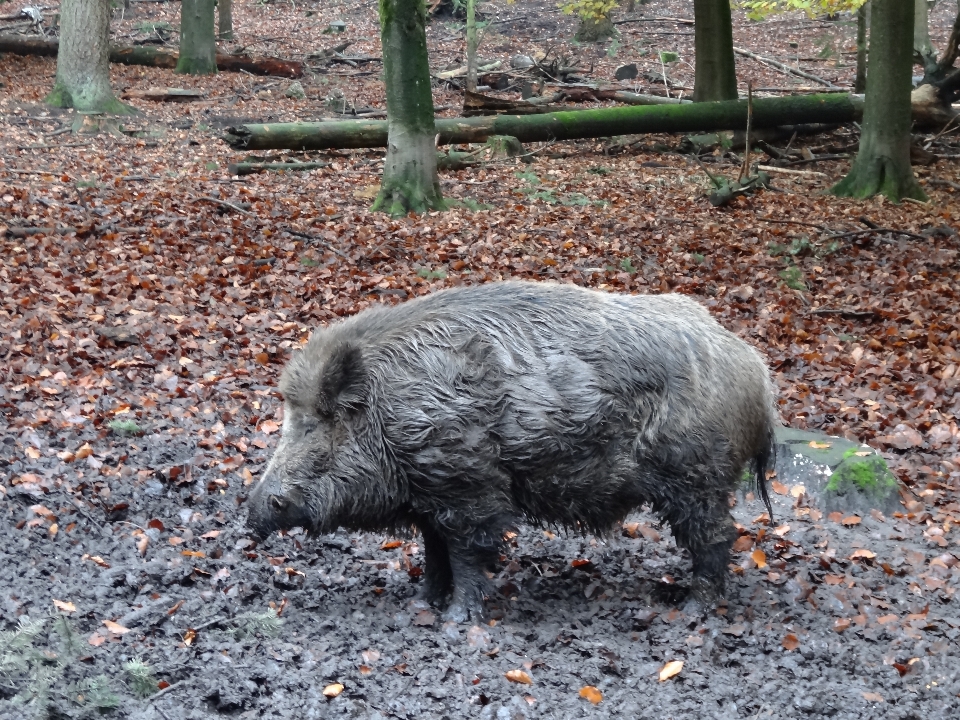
[825,456,897,494]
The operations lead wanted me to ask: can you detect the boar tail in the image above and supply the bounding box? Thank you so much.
[754,427,776,523]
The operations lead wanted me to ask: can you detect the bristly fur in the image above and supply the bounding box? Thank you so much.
[247,281,780,621]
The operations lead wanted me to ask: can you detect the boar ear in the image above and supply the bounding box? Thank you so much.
[317,342,366,417]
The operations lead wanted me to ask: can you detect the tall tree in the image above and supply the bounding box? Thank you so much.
[219,0,234,41]
[370,0,444,215]
[176,0,217,75]
[831,0,926,202]
[693,0,738,102]
[914,0,937,74]
[465,0,478,93]
[46,0,133,113]
[855,2,869,94]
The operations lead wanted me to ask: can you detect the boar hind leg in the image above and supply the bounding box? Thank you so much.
[418,520,454,606]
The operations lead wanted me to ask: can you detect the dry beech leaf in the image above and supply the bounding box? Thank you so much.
[771,480,789,495]
[732,535,753,552]
[841,516,862,526]
[183,628,197,646]
[102,620,130,634]
[834,618,851,633]
[862,692,884,703]
[809,441,831,449]
[850,549,876,560]
[323,683,344,698]
[381,540,403,550]
[659,660,683,681]
[87,633,105,647]
[260,419,280,434]
[53,600,76,613]
[782,634,800,651]
[579,686,602,704]
[790,484,806,498]
[505,669,533,684]
[751,548,767,569]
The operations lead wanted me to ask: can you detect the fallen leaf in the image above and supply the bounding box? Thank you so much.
[260,419,280,434]
[827,511,843,523]
[751,548,767,569]
[771,480,789,495]
[862,692,884,703]
[199,530,221,539]
[833,618,851,633]
[773,524,791,537]
[809,441,832,449]
[323,683,344,698]
[659,660,683,681]
[732,535,753,552]
[850,549,876,560]
[181,550,206,558]
[722,624,746,637]
[579,686,602,704]
[183,628,196,646]
[790,484,806,498]
[841,515,862,526]
[102,620,130,634]
[412,610,436,627]
[381,539,403,549]
[782,634,799,651]
[53,600,76,613]
[87,633,105,647]
[505,669,533,684]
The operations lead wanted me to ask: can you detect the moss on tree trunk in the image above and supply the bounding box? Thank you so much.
[45,0,134,114]
[371,0,444,215]
[831,0,926,203]
[176,0,217,75]
[693,0,738,102]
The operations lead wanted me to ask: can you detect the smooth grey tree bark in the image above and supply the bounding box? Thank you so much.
[370,0,444,215]
[176,0,217,75]
[693,0,738,102]
[45,0,133,113]
[831,0,926,202]
[219,0,234,40]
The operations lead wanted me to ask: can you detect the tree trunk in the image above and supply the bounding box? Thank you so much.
[855,2,869,94]
[224,93,864,151]
[177,0,217,75]
[219,0,233,40]
[465,0,478,93]
[914,0,937,75]
[693,0,738,102]
[45,0,132,113]
[371,0,444,215]
[831,0,926,203]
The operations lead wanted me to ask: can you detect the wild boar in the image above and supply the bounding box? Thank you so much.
[247,281,777,621]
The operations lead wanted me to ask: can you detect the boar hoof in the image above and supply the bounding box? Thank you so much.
[441,601,474,624]
[687,577,723,614]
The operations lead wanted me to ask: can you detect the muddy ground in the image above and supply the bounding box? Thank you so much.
[2,0,960,717]
[2,424,959,720]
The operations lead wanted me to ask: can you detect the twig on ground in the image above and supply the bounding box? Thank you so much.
[149,681,187,703]
[753,217,828,231]
[733,47,842,89]
[283,227,352,260]
[757,165,828,178]
[193,195,256,217]
[826,228,927,242]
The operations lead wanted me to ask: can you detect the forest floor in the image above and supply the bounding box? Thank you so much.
[1,0,960,718]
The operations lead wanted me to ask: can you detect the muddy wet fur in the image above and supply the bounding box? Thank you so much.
[247,281,778,622]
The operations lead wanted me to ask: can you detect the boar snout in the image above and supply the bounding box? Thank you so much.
[246,472,313,539]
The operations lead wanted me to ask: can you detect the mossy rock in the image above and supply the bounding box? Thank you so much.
[773,427,900,515]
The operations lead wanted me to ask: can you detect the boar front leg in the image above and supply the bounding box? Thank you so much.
[418,520,454,606]
[442,525,502,623]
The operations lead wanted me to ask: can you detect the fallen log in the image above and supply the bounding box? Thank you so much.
[226,161,330,176]
[0,34,304,77]
[224,93,864,151]
[463,88,690,115]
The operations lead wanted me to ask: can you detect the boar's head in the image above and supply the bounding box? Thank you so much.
[247,340,370,539]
